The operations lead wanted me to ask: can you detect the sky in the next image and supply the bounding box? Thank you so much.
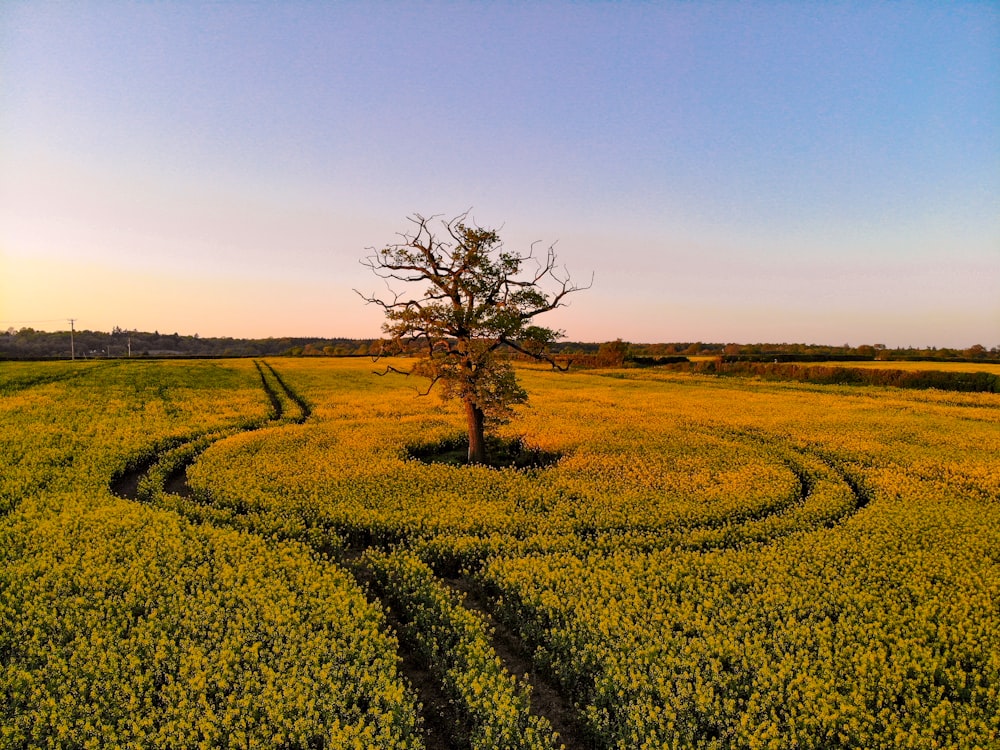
[1,2,998,348]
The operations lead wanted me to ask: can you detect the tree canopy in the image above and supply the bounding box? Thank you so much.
[358,212,588,464]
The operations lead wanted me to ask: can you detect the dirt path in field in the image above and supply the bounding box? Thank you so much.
[110,361,304,501]
[712,425,874,534]
[342,553,465,750]
[259,360,312,421]
[108,453,153,500]
[443,575,592,750]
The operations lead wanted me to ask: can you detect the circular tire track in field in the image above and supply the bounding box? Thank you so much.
[107,362,479,750]
[255,360,285,420]
[722,424,873,519]
[423,425,875,750]
[109,360,306,501]
[659,424,873,552]
[110,368,874,750]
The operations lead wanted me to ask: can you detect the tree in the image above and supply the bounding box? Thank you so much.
[597,339,629,367]
[357,212,589,464]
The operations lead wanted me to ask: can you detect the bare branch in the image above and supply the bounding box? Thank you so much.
[503,339,571,372]
[372,364,413,378]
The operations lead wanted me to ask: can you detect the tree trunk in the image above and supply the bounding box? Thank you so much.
[465,399,487,464]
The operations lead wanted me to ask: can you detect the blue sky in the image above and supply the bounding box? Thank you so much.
[2,2,997,347]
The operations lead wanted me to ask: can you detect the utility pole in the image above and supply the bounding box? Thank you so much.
[68,318,76,360]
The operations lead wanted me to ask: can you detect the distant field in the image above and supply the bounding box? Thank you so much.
[636,355,1000,376]
[808,359,1000,374]
[2,358,997,748]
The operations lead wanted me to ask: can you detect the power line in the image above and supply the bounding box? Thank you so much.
[2,318,79,360]
[0,318,74,326]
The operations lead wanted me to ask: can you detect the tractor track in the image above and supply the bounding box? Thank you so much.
[109,361,575,750]
[110,360,306,501]
[107,366,872,750]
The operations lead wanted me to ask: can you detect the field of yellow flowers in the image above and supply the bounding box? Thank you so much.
[2,357,997,749]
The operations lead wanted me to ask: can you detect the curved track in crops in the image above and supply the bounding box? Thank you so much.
[107,363,871,750]
[109,362,572,750]
[110,361,305,501]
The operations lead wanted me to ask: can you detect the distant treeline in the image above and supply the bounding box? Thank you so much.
[561,339,998,364]
[0,328,380,359]
[2,327,996,365]
[556,339,998,369]
[663,360,1000,393]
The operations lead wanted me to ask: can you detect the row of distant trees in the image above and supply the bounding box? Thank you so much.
[2,327,995,363]
[0,327,379,359]
[623,340,998,362]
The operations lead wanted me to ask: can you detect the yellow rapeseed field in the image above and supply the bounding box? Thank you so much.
[2,357,997,748]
